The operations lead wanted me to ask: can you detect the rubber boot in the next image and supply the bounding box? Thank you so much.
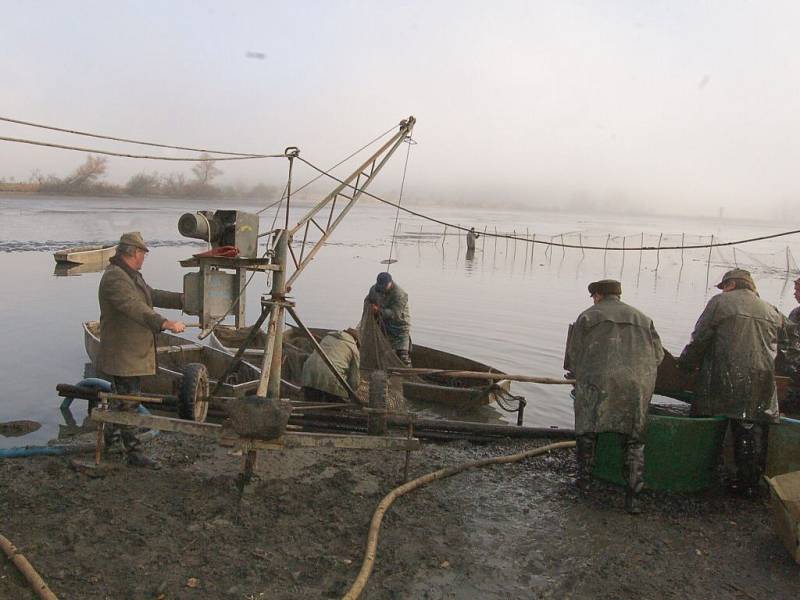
[396,349,412,368]
[576,435,597,495]
[732,421,759,498]
[624,440,645,515]
[127,450,161,469]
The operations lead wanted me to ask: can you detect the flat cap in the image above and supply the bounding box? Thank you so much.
[716,268,753,289]
[118,231,149,252]
[588,279,622,296]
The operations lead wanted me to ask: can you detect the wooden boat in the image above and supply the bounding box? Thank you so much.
[54,244,117,265]
[210,325,513,409]
[83,321,297,421]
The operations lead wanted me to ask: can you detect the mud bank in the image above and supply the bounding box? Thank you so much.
[0,433,796,599]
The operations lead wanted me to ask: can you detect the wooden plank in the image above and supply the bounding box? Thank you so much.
[91,410,420,451]
[179,256,280,271]
[388,368,574,385]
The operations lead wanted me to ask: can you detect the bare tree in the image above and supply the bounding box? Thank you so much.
[63,155,108,188]
[191,153,222,185]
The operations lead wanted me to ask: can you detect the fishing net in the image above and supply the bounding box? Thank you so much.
[358,305,413,412]
[281,317,408,412]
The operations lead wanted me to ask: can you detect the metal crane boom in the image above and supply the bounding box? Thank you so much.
[256,116,416,401]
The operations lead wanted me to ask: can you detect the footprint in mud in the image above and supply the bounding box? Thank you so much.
[0,420,41,437]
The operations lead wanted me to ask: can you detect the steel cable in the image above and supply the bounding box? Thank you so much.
[296,156,800,252]
[0,115,264,156]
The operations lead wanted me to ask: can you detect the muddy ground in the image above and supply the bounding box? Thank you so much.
[0,431,797,599]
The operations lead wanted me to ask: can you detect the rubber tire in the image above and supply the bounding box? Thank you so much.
[178,363,210,422]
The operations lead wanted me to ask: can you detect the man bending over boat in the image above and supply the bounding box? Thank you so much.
[301,328,360,403]
[679,268,790,497]
[96,231,186,468]
[365,272,412,366]
[566,279,664,514]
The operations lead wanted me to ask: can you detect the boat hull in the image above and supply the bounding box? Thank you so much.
[210,325,512,408]
[54,244,117,265]
[83,321,265,398]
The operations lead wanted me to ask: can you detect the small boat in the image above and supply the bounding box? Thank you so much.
[54,244,117,265]
[83,321,294,421]
[210,325,513,409]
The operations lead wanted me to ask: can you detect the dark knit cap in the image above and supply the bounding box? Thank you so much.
[376,272,392,289]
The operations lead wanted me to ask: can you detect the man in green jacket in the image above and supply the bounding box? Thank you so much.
[97,231,185,467]
[679,268,790,496]
[365,272,411,366]
[566,279,664,513]
[301,328,360,403]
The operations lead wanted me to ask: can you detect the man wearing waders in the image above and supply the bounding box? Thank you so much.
[566,279,664,513]
[466,227,480,251]
[679,269,790,497]
[365,272,412,366]
[96,232,186,468]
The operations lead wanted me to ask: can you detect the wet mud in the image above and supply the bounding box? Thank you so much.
[0,433,796,599]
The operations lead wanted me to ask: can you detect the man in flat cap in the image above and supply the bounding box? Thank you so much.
[679,268,791,496]
[364,272,412,366]
[96,232,186,467]
[566,279,664,513]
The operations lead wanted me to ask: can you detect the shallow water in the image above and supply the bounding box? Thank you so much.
[1,193,798,447]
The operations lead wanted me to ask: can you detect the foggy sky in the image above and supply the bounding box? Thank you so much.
[2,1,800,218]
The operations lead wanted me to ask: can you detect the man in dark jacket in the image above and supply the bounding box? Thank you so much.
[365,272,411,366]
[680,268,790,496]
[566,279,664,513]
[97,231,185,467]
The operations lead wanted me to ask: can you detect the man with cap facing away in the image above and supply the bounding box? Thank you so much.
[566,279,664,514]
[679,268,791,497]
[96,232,186,468]
[365,272,412,366]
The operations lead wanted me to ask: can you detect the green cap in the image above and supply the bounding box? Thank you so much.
[118,231,149,252]
[588,279,622,296]
[716,268,753,290]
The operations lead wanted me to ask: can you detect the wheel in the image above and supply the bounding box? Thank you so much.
[178,363,209,422]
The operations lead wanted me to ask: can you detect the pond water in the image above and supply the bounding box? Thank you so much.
[1,193,798,447]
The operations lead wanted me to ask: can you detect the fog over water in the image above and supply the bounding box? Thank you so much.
[3,2,800,217]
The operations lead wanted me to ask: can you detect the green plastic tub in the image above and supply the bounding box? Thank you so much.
[593,413,728,492]
[767,417,800,477]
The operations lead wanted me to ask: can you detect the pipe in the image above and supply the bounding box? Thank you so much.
[342,440,576,600]
[0,533,59,599]
[60,378,111,409]
[0,444,95,459]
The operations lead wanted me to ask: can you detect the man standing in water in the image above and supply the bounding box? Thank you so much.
[679,268,789,497]
[96,232,186,468]
[365,272,412,366]
[566,279,664,513]
[466,227,480,251]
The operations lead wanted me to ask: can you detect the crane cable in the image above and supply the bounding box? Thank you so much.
[384,138,414,267]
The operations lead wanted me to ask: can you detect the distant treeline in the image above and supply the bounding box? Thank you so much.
[0,154,280,199]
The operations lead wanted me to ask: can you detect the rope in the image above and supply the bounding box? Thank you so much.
[384,139,413,267]
[255,124,397,218]
[0,135,285,161]
[296,156,800,252]
[0,115,263,157]
[0,533,59,600]
[342,441,576,600]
